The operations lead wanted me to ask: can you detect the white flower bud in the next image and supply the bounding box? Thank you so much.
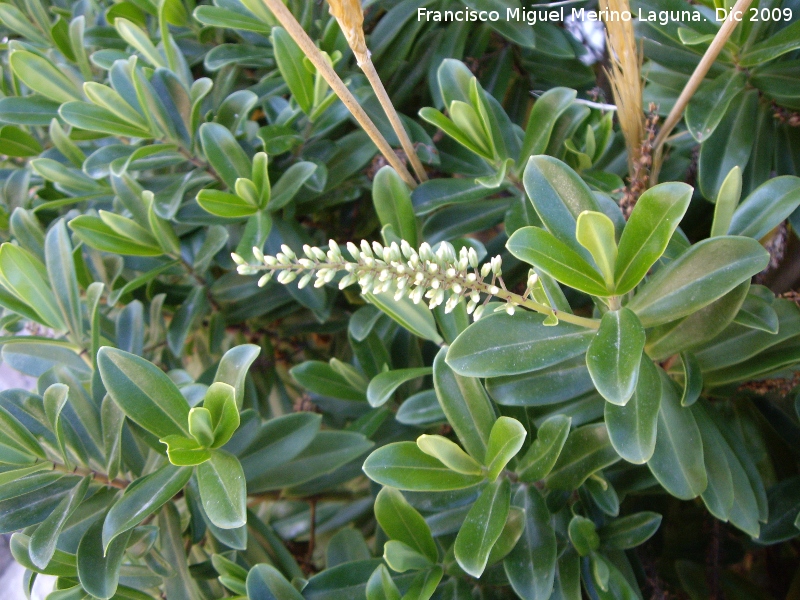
[360,240,373,258]
[258,273,272,287]
[480,263,492,278]
[277,270,297,284]
[231,252,246,265]
[329,240,342,258]
[505,304,515,315]
[489,285,499,295]
[339,273,356,289]
[347,242,360,261]
[252,247,264,263]
[303,244,315,259]
[281,245,296,260]
[264,256,278,266]
[473,305,485,320]
[298,273,313,289]
[468,248,478,269]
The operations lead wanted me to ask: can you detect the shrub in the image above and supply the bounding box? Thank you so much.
[0,0,799,598]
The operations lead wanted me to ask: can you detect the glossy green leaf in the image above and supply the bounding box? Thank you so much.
[586,308,645,406]
[69,215,163,256]
[710,166,741,237]
[196,189,258,218]
[9,50,81,103]
[416,435,483,475]
[0,243,65,330]
[686,71,747,142]
[599,512,662,550]
[202,382,239,448]
[197,449,247,529]
[728,175,800,241]
[448,311,595,378]
[213,344,260,410]
[367,368,432,408]
[383,541,433,573]
[433,347,496,460]
[291,361,367,401]
[576,211,617,289]
[268,161,316,210]
[77,518,132,599]
[362,442,484,491]
[486,355,595,407]
[199,123,251,190]
[604,356,661,464]
[484,417,526,480]
[103,464,192,550]
[0,125,42,157]
[271,26,314,114]
[614,182,693,295]
[161,434,211,466]
[678,352,703,407]
[517,87,576,170]
[507,227,608,296]
[97,347,191,438]
[373,166,418,247]
[374,487,438,562]
[366,564,401,600]
[454,478,510,578]
[246,563,304,600]
[545,424,619,490]
[29,476,90,569]
[60,102,152,138]
[364,291,442,344]
[627,237,769,328]
[567,515,598,556]
[516,414,571,481]
[646,370,707,500]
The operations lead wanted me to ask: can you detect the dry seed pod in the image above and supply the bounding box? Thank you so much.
[327,0,369,63]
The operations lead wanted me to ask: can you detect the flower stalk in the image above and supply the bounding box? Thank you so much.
[233,241,600,329]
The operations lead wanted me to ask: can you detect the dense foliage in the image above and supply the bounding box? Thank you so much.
[1,0,800,598]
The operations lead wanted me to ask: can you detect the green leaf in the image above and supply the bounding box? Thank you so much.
[366,564,401,600]
[161,435,211,466]
[0,125,42,157]
[10,533,76,577]
[0,242,65,330]
[518,87,576,170]
[507,227,608,296]
[613,182,693,295]
[486,355,594,407]
[364,291,442,344]
[115,18,165,67]
[419,107,493,159]
[383,541,434,572]
[199,123,251,190]
[485,417,526,480]
[516,415,571,481]
[268,162,317,210]
[97,347,191,439]
[728,175,800,241]
[367,367,432,408]
[504,485,556,600]
[0,403,46,461]
[646,370,707,500]
[197,449,247,529]
[576,211,617,289]
[196,188,258,218]
[678,352,703,407]
[692,403,735,523]
[686,71,747,142]
[0,96,61,126]
[60,102,152,138]
[545,423,619,490]
[411,178,495,215]
[416,435,483,475]
[291,361,367,402]
[246,563,304,600]
[29,476,90,570]
[568,515,598,556]
[77,518,132,599]
[43,220,82,337]
[69,215,163,256]
[213,344,260,410]
[188,407,214,447]
[522,155,601,257]
[401,567,442,600]
[9,50,81,103]
[605,356,661,464]
[362,442,485,491]
[599,512,662,550]
[373,166,418,247]
[375,487,438,563]
[740,20,800,66]
[586,308,645,406]
[102,464,192,551]
[83,82,149,131]
[710,166,742,237]
[454,479,510,578]
[433,347,496,460]
[202,382,239,448]
[447,311,594,377]
[626,237,769,328]
[272,26,314,114]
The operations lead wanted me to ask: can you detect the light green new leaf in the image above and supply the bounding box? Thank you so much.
[567,516,599,556]
[614,182,693,295]
[433,348,496,460]
[516,414,571,482]
[97,347,191,439]
[29,476,90,570]
[60,102,152,138]
[646,370,707,500]
[77,519,132,599]
[605,356,661,464]
[374,487,438,562]
[507,227,609,296]
[0,242,65,330]
[161,435,211,466]
[545,423,619,490]
[485,417,526,480]
[197,450,247,529]
[373,166,418,246]
[417,435,483,475]
[454,479,510,578]
[709,167,741,237]
[362,442,484,491]
[9,50,81,103]
[366,564,401,600]
[384,541,434,572]
[576,211,617,289]
[213,344,260,409]
[447,311,595,377]
[586,308,645,406]
[202,382,239,448]
[197,189,258,218]
[188,408,214,447]
[627,237,769,328]
[69,216,163,256]
[367,367,432,407]
[102,464,192,550]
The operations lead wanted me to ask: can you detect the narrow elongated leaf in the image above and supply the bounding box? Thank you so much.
[605,356,661,464]
[678,352,703,407]
[374,487,438,562]
[576,211,617,289]
[693,403,735,522]
[454,479,510,578]
[98,347,191,438]
[417,435,483,475]
[709,166,741,237]
[291,361,367,401]
[271,26,314,114]
[9,51,81,103]
[102,464,192,550]
[507,227,608,296]
[647,371,707,500]
[77,519,132,599]
[728,176,800,241]
[196,189,258,218]
[686,71,747,142]
[433,348,496,460]
[503,485,556,599]
[383,540,433,572]
[485,417,526,480]
[365,291,442,344]
[586,308,645,406]
[362,442,484,491]
[268,162,317,210]
[366,564,401,600]
[60,102,152,138]
[545,424,619,490]
[516,415,571,481]
[0,243,65,330]
[69,215,163,256]
[447,311,594,377]
[614,182,693,295]
[197,450,247,529]
[199,123,251,190]
[29,476,90,569]
[627,237,769,328]
[213,344,260,410]
[373,166,417,246]
[367,368,432,407]
[518,87,576,168]
[599,512,662,550]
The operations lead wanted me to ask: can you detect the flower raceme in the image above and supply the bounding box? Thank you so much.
[232,240,588,325]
